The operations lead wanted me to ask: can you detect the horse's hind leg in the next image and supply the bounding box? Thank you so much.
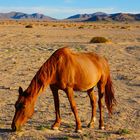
[87,88,97,128]
[65,87,82,132]
[50,85,61,130]
[97,81,106,130]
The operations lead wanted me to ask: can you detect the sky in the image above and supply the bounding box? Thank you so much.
[0,0,139,19]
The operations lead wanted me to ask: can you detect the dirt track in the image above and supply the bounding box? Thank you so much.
[0,21,140,139]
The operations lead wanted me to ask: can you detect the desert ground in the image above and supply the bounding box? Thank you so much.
[0,20,140,140]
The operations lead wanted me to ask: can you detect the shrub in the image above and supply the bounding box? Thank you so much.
[52,24,57,27]
[120,26,130,29]
[90,37,110,43]
[25,24,33,28]
[78,26,84,29]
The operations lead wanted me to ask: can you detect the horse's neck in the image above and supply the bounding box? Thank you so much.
[25,75,44,98]
[25,58,55,98]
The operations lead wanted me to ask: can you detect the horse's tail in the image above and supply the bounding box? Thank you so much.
[105,74,116,115]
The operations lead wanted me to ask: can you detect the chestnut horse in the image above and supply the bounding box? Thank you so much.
[12,47,116,132]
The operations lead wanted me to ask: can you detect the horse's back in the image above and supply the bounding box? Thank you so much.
[51,47,109,91]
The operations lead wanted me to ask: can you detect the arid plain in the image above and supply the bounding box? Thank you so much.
[0,21,140,139]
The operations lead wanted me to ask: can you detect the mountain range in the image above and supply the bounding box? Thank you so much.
[0,12,140,22]
[0,12,55,20]
[67,12,140,22]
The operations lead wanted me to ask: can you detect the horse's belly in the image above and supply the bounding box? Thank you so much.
[74,78,98,91]
[74,67,101,91]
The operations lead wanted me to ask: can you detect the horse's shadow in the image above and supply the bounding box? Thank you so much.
[0,128,12,133]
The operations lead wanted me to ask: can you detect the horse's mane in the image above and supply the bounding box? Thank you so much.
[25,54,57,96]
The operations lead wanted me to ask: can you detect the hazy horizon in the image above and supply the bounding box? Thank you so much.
[0,0,139,19]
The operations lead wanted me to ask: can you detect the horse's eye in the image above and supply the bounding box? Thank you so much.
[15,103,25,110]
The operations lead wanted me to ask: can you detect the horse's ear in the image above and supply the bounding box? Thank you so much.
[19,86,23,95]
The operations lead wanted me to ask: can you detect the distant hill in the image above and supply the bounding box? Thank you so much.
[0,12,55,20]
[109,13,140,21]
[0,11,140,21]
[67,12,140,22]
[67,12,109,21]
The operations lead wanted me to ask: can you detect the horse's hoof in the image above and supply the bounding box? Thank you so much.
[52,127,59,130]
[87,123,94,128]
[88,125,94,128]
[76,129,83,133]
[99,126,105,130]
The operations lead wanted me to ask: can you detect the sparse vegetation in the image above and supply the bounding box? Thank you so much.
[52,24,57,27]
[120,26,130,29]
[78,26,84,29]
[25,24,33,28]
[36,125,50,130]
[117,128,131,135]
[90,36,110,43]
[55,136,69,140]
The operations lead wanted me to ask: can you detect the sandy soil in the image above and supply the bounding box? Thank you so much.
[0,21,140,140]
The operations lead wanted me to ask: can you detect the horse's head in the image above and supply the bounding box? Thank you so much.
[11,87,35,131]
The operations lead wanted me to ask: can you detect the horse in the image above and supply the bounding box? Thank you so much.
[11,47,116,133]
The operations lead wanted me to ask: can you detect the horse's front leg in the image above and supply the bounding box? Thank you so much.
[50,85,61,130]
[65,87,82,133]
